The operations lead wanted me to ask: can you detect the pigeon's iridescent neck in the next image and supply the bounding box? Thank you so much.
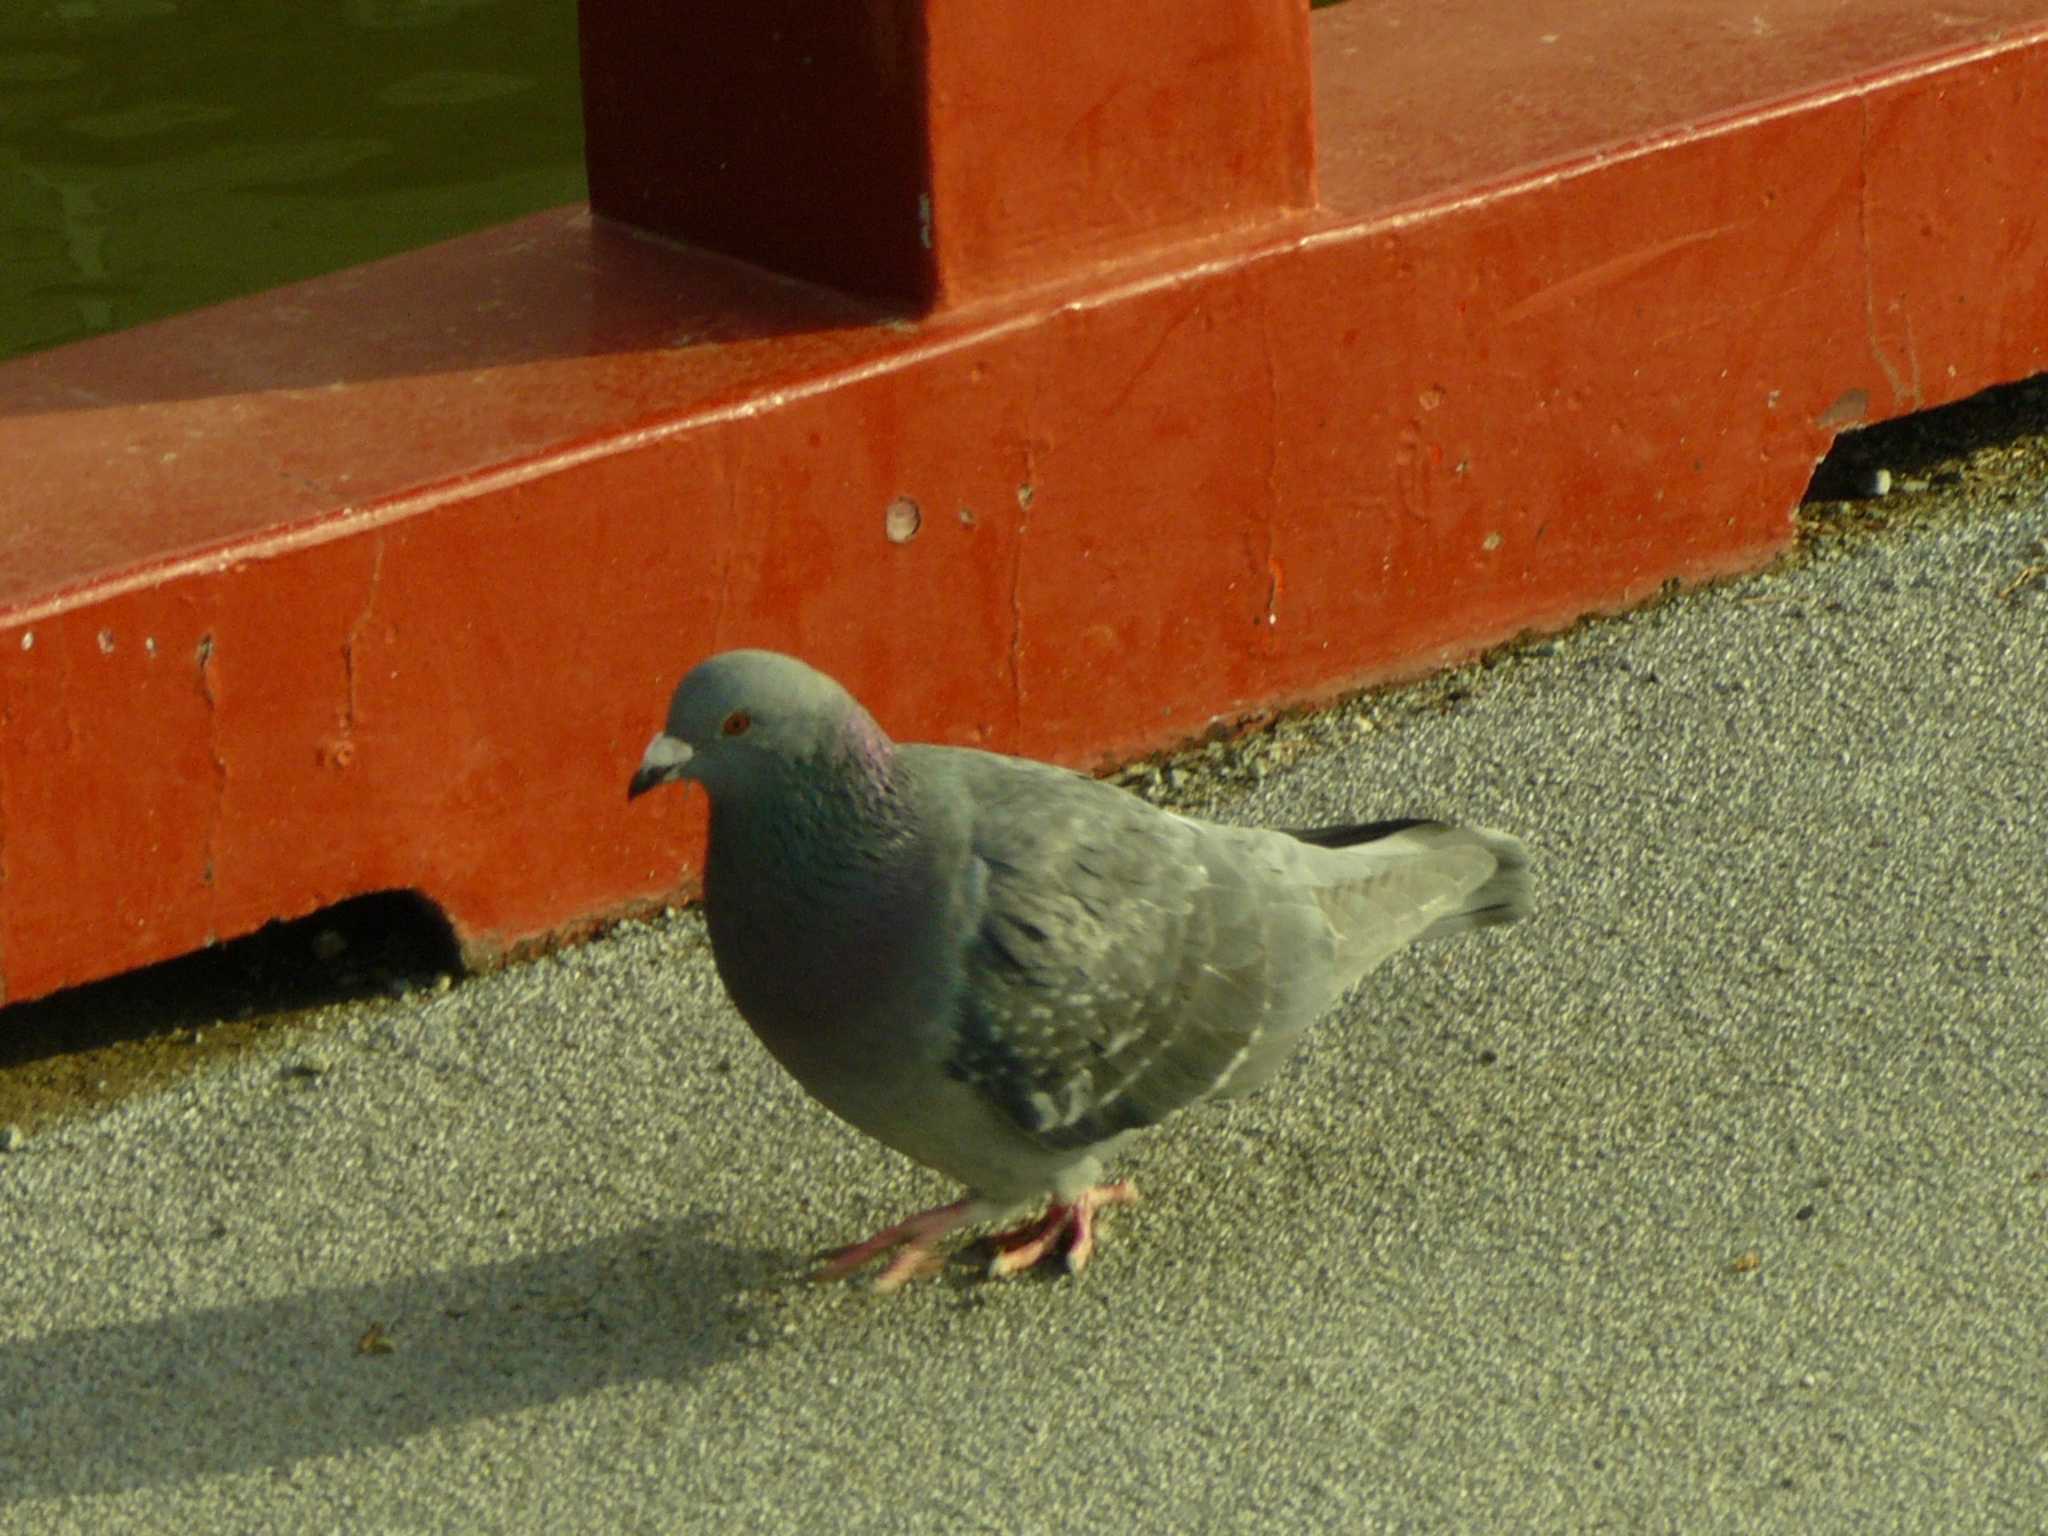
[839,708,896,784]
[702,703,919,902]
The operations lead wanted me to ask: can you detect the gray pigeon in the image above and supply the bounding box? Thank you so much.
[630,650,1529,1291]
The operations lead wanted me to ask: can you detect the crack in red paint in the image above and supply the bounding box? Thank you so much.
[1257,280,1282,641]
[1855,94,1911,409]
[1093,290,1206,425]
[1008,478,1030,736]
[1008,356,1045,742]
[1498,223,1737,330]
[341,535,387,744]
[711,451,738,647]
[194,632,226,936]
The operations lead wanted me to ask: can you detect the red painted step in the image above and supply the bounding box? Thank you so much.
[2,0,2046,1007]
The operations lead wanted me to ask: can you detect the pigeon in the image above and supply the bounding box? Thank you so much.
[629,649,1529,1291]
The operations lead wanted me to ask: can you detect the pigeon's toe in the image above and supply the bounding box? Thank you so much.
[813,1196,982,1291]
[985,1180,1139,1280]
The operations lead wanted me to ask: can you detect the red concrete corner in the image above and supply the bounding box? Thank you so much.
[580,0,1315,307]
[3,0,2048,1007]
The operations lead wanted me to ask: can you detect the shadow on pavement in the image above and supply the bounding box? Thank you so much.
[0,1213,770,1498]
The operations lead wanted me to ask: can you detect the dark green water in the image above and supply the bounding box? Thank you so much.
[0,0,585,363]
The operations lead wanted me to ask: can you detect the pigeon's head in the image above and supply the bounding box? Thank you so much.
[628,649,886,802]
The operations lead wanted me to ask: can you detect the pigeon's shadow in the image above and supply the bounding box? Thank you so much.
[0,1214,772,1499]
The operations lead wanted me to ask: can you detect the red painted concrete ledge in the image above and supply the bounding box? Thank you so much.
[3,0,2047,1007]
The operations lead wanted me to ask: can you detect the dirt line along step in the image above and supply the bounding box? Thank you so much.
[2,0,2046,1009]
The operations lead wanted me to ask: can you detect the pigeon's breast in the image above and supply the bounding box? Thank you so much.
[703,804,960,1093]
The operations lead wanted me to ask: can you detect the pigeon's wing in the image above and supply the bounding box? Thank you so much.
[1152,817,1523,1102]
[913,749,1352,1155]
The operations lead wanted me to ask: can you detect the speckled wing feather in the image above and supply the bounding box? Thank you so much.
[914,749,1512,1159]
[923,750,1242,1153]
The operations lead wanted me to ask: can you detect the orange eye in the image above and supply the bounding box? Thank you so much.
[721,709,752,737]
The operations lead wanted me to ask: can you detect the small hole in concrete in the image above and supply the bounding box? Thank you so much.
[885,496,922,543]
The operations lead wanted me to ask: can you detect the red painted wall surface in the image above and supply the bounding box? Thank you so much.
[2,2,2046,1005]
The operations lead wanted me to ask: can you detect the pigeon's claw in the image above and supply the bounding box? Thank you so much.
[985,1180,1139,1280]
[812,1182,1138,1291]
[814,1197,980,1292]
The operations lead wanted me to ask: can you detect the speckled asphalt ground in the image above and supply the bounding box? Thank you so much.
[2,402,2044,1532]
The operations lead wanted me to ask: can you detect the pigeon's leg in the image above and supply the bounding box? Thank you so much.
[814,1197,983,1292]
[985,1180,1139,1279]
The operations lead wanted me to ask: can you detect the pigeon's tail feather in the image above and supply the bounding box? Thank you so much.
[1290,818,1532,944]
[1415,826,1530,942]
[1284,817,1436,849]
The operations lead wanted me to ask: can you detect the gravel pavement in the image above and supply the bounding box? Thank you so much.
[3,406,2045,1532]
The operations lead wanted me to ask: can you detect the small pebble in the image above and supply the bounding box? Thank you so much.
[1857,467,1892,498]
[0,1124,24,1153]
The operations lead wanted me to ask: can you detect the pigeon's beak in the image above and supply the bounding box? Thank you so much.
[628,732,694,800]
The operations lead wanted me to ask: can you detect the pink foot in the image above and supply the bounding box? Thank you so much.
[985,1180,1139,1280]
[813,1197,982,1293]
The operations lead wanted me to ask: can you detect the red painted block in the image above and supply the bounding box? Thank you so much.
[579,0,1314,307]
[3,2,2047,1007]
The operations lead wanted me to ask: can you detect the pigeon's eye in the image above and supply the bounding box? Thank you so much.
[721,709,753,737]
